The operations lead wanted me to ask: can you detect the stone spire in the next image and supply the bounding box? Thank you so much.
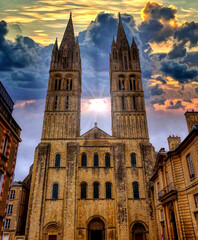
[59,12,75,50]
[131,37,137,48]
[116,13,129,48]
[52,38,58,52]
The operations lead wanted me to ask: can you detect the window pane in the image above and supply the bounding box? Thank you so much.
[195,194,198,208]
[133,182,139,199]
[131,153,136,167]
[55,154,60,167]
[187,154,195,179]
[7,205,13,215]
[81,183,87,199]
[10,190,15,200]
[106,182,111,199]
[2,135,9,156]
[94,182,99,199]
[81,154,87,167]
[52,184,58,200]
[0,171,4,194]
[94,154,99,167]
[105,154,110,167]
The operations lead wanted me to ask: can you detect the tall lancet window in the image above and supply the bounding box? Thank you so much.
[133,96,136,110]
[52,183,58,200]
[54,96,58,110]
[133,181,139,199]
[94,154,99,167]
[66,96,69,110]
[122,96,125,110]
[55,154,60,167]
[93,182,99,199]
[124,55,128,70]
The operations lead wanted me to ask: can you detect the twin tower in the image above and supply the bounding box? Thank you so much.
[42,13,149,141]
[26,13,157,240]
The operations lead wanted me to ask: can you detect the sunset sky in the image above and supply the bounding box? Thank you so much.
[0,0,198,180]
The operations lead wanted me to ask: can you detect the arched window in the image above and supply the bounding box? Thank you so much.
[133,181,139,199]
[58,79,61,90]
[105,153,110,167]
[81,154,87,167]
[94,154,99,167]
[55,154,60,167]
[119,80,121,90]
[122,80,125,90]
[106,182,111,199]
[131,153,136,167]
[81,182,87,199]
[130,79,132,91]
[52,183,58,200]
[66,79,69,90]
[133,80,136,90]
[93,182,99,199]
[55,79,58,90]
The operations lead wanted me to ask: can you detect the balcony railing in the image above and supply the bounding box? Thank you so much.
[158,182,177,200]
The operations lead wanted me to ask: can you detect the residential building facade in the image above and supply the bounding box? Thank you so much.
[151,111,198,239]
[0,81,21,237]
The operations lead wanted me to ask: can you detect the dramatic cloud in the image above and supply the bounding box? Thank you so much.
[161,61,198,83]
[0,20,52,100]
[150,84,164,96]
[166,100,185,109]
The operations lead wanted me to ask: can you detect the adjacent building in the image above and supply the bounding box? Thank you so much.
[0,81,21,237]
[25,14,158,240]
[151,111,198,239]
[3,166,32,240]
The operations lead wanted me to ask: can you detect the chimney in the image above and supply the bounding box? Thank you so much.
[167,135,181,151]
[184,110,198,133]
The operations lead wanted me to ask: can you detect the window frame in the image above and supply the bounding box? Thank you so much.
[55,154,60,167]
[4,219,11,229]
[81,153,87,167]
[194,193,198,208]
[186,153,195,179]
[7,204,13,215]
[106,182,112,199]
[94,154,99,167]
[10,190,15,200]
[52,183,58,200]
[2,135,9,156]
[133,181,139,199]
[131,153,136,167]
[93,182,99,199]
[81,182,87,199]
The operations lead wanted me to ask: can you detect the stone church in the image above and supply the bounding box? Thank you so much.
[25,13,158,240]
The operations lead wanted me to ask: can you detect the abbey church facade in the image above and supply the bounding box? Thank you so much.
[25,14,158,240]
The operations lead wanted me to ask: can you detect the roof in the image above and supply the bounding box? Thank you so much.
[80,123,112,139]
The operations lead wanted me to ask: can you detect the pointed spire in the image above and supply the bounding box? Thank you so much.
[131,37,137,48]
[112,37,116,47]
[52,38,58,52]
[116,12,129,48]
[59,13,75,50]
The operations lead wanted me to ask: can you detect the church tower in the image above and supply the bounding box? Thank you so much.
[110,14,149,139]
[26,13,158,240]
[42,13,81,139]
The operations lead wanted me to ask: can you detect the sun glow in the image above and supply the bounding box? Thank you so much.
[82,98,110,114]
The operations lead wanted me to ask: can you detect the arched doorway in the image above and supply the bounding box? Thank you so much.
[88,218,105,240]
[132,222,146,240]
